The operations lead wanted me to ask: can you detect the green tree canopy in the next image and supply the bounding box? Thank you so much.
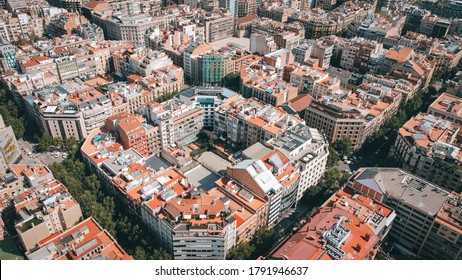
[333,136,353,157]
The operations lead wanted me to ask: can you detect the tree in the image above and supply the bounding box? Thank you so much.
[134,247,147,260]
[339,171,351,187]
[404,94,423,117]
[52,137,62,149]
[38,134,53,152]
[333,137,353,157]
[227,243,255,260]
[63,136,77,151]
[222,72,240,92]
[150,248,172,260]
[324,168,341,186]
[327,146,339,167]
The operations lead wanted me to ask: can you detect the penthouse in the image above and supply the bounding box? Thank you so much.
[214,96,303,148]
[305,83,402,149]
[27,217,132,260]
[109,163,237,260]
[346,168,451,257]
[241,65,298,106]
[428,92,462,128]
[9,165,83,252]
[266,124,329,202]
[24,82,112,140]
[288,9,337,39]
[272,187,395,260]
[390,113,462,192]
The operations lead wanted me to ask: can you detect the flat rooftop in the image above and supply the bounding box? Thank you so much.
[144,154,171,171]
[184,164,221,191]
[210,37,250,51]
[196,151,232,174]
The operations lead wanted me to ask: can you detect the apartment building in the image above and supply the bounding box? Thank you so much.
[108,162,236,259]
[283,63,329,94]
[244,146,300,212]
[418,192,462,260]
[12,165,83,252]
[213,96,303,148]
[266,124,329,203]
[305,83,402,149]
[363,74,421,103]
[428,93,462,127]
[335,37,386,75]
[183,42,214,84]
[0,115,21,171]
[201,12,234,43]
[105,14,156,47]
[240,65,298,106]
[353,13,405,43]
[347,168,450,257]
[257,2,295,23]
[263,49,294,70]
[106,113,149,157]
[250,32,277,55]
[139,99,204,148]
[272,186,396,260]
[0,39,16,73]
[113,48,174,78]
[175,86,238,129]
[27,217,132,260]
[227,159,282,227]
[25,82,112,140]
[288,10,337,39]
[427,37,462,71]
[212,177,267,243]
[389,113,462,192]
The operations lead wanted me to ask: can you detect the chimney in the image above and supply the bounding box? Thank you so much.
[355,243,361,252]
[364,233,371,241]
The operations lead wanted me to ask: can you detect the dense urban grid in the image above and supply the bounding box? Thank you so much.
[0,0,462,261]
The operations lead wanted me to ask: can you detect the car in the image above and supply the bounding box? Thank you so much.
[344,160,352,164]
[343,155,348,160]
[62,154,69,159]
[27,152,33,157]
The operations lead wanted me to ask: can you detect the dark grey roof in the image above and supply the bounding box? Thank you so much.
[143,155,171,171]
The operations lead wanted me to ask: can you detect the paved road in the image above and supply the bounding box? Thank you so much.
[17,139,64,166]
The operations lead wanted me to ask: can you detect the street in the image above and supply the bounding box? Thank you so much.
[17,139,65,166]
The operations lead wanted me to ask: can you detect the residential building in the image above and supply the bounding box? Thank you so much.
[12,165,83,252]
[428,93,462,128]
[227,159,282,227]
[257,2,295,23]
[240,65,298,106]
[389,113,462,192]
[305,83,402,149]
[288,10,337,39]
[212,177,267,243]
[266,124,329,203]
[272,187,396,260]
[0,115,21,171]
[106,14,157,47]
[175,86,238,129]
[201,12,234,43]
[27,217,132,260]
[418,192,462,260]
[213,96,303,148]
[139,99,204,148]
[0,39,16,72]
[106,112,149,157]
[347,168,450,257]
